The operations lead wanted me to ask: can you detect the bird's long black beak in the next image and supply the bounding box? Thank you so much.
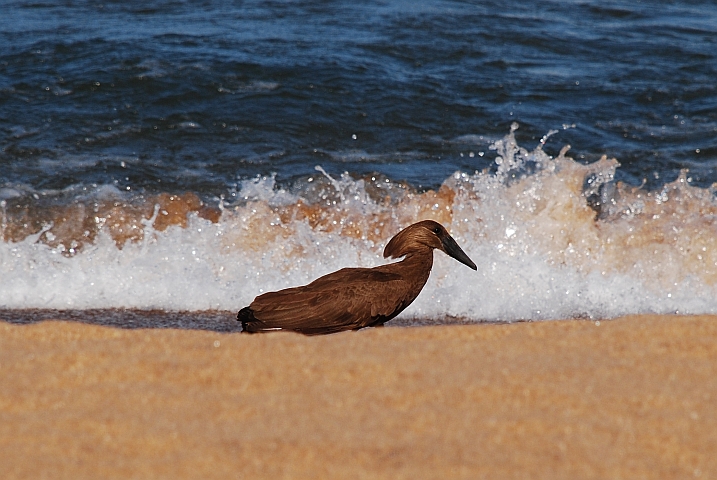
[441,235,477,270]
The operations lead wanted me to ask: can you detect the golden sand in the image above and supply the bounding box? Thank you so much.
[1,315,716,479]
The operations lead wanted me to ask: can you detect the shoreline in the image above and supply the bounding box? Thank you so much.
[0,308,527,333]
[2,315,716,478]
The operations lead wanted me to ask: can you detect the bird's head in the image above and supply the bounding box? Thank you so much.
[383,220,477,270]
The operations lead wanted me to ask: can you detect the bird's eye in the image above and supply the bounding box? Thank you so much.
[433,226,441,234]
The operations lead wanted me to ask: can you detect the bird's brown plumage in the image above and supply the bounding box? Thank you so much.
[237,220,477,335]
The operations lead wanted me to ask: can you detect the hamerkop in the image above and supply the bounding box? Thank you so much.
[237,220,477,335]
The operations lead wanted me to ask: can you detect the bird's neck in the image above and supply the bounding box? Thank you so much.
[396,248,434,285]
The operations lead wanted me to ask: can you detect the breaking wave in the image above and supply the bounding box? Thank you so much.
[2,124,717,321]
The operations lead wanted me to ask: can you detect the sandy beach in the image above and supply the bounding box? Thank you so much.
[1,315,716,479]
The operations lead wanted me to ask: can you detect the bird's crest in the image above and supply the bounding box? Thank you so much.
[383,220,443,259]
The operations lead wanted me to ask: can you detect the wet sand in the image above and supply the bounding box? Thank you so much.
[1,315,716,479]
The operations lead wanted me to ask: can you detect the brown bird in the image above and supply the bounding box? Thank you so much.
[237,220,477,335]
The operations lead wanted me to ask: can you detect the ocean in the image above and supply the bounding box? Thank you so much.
[1,0,716,330]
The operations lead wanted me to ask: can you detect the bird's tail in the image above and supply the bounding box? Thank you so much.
[237,306,258,333]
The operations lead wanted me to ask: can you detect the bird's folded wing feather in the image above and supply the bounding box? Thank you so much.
[249,268,409,332]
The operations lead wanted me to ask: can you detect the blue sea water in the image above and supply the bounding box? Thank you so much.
[2,0,716,191]
[1,0,717,326]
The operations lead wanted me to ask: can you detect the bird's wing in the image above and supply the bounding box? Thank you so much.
[248,268,410,334]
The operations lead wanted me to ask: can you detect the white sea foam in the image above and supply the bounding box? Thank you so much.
[2,127,717,320]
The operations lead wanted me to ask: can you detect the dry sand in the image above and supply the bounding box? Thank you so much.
[1,315,716,479]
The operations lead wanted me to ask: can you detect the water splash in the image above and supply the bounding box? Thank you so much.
[1,127,716,320]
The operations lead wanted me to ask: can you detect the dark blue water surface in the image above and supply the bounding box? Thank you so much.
[2,0,716,195]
